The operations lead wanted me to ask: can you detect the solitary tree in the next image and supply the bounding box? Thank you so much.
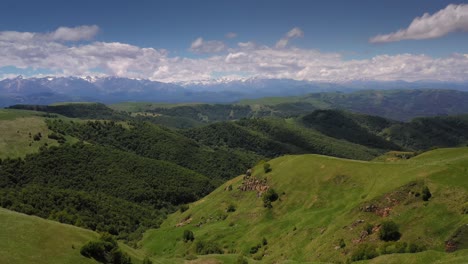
[183,230,195,242]
[379,220,401,241]
[422,186,432,201]
[263,188,279,208]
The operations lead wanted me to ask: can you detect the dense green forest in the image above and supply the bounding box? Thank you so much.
[9,103,129,120]
[239,89,468,121]
[0,143,214,242]
[112,89,468,124]
[183,111,468,159]
[46,120,259,181]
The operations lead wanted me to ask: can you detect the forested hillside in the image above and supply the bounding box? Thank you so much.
[108,89,468,124]
[46,120,259,181]
[239,89,468,121]
[0,143,214,242]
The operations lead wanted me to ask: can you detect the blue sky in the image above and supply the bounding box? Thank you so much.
[1,0,468,82]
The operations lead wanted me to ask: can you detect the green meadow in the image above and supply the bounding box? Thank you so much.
[141,147,468,263]
[0,109,61,159]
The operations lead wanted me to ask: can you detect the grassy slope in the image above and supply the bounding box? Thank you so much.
[0,207,97,264]
[0,109,64,159]
[0,207,161,264]
[141,147,468,263]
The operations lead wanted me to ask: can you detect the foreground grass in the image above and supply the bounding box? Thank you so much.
[0,208,161,264]
[141,147,468,263]
[0,208,97,264]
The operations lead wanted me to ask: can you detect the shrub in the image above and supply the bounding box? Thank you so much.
[351,243,378,261]
[263,189,279,205]
[179,204,189,213]
[80,241,106,262]
[48,132,65,141]
[195,240,223,254]
[235,254,248,264]
[263,188,279,209]
[33,133,41,141]
[80,233,132,264]
[262,237,268,246]
[339,238,346,248]
[226,204,236,212]
[394,241,408,253]
[108,248,132,264]
[422,186,432,201]
[183,230,195,242]
[379,221,401,241]
[407,242,426,253]
[363,223,373,234]
[249,244,261,254]
[263,163,271,173]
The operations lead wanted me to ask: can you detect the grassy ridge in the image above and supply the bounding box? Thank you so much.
[141,147,468,263]
[0,207,97,264]
[0,109,65,159]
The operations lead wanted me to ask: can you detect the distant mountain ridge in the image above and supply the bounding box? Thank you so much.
[1,75,468,107]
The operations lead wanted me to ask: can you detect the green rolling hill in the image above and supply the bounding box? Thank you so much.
[140,147,468,263]
[0,109,72,159]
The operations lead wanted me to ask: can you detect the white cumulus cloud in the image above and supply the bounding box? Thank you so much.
[0,25,99,43]
[49,25,99,41]
[189,37,226,53]
[370,4,468,43]
[276,27,304,48]
[1,26,468,83]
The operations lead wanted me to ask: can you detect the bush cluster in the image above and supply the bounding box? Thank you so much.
[263,188,279,208]
[183,230,195,242]
[379,221,401,241]
[194,240,223,255]
[80,234,132,264]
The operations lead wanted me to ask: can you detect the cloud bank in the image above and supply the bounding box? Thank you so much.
[370,4,468,43]
[1,26,468,83]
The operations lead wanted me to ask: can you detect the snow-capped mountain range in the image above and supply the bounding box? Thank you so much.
[1,75,467,107]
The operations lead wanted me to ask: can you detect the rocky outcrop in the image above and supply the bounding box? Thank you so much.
[239,175,269,196]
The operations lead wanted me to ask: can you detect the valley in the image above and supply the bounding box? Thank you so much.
[1,98,467,263]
